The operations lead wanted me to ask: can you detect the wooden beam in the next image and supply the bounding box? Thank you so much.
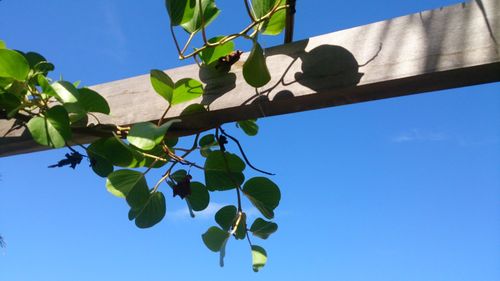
[1,0,499,157]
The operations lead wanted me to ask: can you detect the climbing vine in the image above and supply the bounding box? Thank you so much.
[0,0,290,272]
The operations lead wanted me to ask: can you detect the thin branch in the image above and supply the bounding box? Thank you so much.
[244,0,256,22]
[219,127,275,176]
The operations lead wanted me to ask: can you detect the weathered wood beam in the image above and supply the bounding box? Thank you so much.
[1,0,499,157]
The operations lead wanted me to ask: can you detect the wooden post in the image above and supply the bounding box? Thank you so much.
[1,0,499,157]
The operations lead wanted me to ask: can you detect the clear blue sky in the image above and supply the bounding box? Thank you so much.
[1,0,499,280]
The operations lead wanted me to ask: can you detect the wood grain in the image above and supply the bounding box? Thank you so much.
[1,0,499,156]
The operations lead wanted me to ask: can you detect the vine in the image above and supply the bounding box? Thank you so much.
[0,0,290,272]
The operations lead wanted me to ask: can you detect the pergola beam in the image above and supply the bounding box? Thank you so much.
[1,0,499,157]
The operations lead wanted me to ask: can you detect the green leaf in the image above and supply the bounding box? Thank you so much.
[251,245,268,272]
[0,49,30,81]
[171,169,188,182]
[181,0,220,34]
[250,218,278,239]
[180,103,207,116]
[87,150,114,177]
[204,151,245,191]
[199,134,216,147]
[51,80,80,103]
[87,137,145,168]
[78,88,110,114]
[106,169,150,209]
[243,42,271,88]
[27,105,71,148]
[252,0,286,35]
[127,120,180,150]
[242,177,280,219]
[215,205,237,231]
[202,226,230,252]
[237,119,258,136]
[186,182,210,211]
[0,91,21,117]
[234,212,247,240]
[172,78,203,105]
[150,69,174,103]
[199,36,235,65]
[133,192,166,228]
[51,81,86,122]
[165,0,196,26]
[37,75,57,97]
[0,40,6,49]
[23,52,46,69]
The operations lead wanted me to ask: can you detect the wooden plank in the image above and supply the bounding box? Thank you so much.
[1,0,499,157]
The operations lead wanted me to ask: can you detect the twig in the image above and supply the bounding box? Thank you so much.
[219,126,275,176]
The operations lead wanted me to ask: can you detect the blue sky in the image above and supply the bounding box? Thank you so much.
[1,1,499,280]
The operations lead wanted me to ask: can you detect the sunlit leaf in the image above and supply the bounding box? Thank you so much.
[0,49,30,81]
[243,42,271,88]
[199,36,234,66]
[78,88,110,114]
[26,105,71,148]
[127,119,180,150]
[51,81,86,122]
[252,0,286,35]
[172,78,203,105]
[181,0,220,34]
[242,177,280,219]
[105,169,148,200]
[251,245,267,272]
[150,69,174,103]
[165,0,196,26]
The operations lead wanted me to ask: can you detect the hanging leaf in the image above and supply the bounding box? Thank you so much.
[215,205,237,231]
[133,192,167,228]
[186,182,210,211]
[252,0,286,35]
[105,169,148,200]
[51,81,86,122]
[204,151,245,191]
[199,36,235,66]
[26,105,71,148]
[78,88,110,114]
[87,150,114,177]
[127,119,180,151]
[181,0,220,34]
[150,69,174,103]
[251,245,268,272]
[202,226,230,252]
[165,0,196,26]
[237,119,259,136]
[0,49,30,81]
[250,218,278,239]
[172,78,203,105]
[243,42,271,88]
[242,177,281,219]
[88,137,145,168]
[37,75,57,97]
